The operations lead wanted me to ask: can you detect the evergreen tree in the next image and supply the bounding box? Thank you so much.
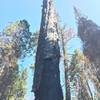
[0,20,37,99]
[70,49,92,100]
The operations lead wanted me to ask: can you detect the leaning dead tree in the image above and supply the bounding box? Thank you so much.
[32,0,63,100]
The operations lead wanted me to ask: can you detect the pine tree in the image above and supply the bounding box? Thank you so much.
[0,20,36,99]
[70,49,93,100]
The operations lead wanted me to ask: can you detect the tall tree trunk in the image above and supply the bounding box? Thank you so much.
[74,7,100,98]
[32,0,63,100]
[60,29,71,100]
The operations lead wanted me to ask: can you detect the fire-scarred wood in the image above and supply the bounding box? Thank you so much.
[32,0,63,100]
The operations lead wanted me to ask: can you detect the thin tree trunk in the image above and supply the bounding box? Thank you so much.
[60,29,71,100]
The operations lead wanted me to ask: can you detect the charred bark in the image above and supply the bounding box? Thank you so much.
[32,0,63,100]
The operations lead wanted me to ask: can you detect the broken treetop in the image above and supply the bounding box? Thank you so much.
[39,0,59,59]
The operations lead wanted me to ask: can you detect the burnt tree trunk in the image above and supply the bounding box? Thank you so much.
[32,0,63,100]
[74,7,100,98]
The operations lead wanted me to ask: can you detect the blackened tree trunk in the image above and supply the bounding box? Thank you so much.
[32,0,63,100]
[74,7,100,98]
[74,7,100,82]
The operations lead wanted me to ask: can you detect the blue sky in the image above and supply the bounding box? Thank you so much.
[0,0,100,31]
[0,0,100,99]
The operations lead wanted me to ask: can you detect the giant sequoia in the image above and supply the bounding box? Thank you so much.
[32,0,63,100]
[74,8,100,97]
